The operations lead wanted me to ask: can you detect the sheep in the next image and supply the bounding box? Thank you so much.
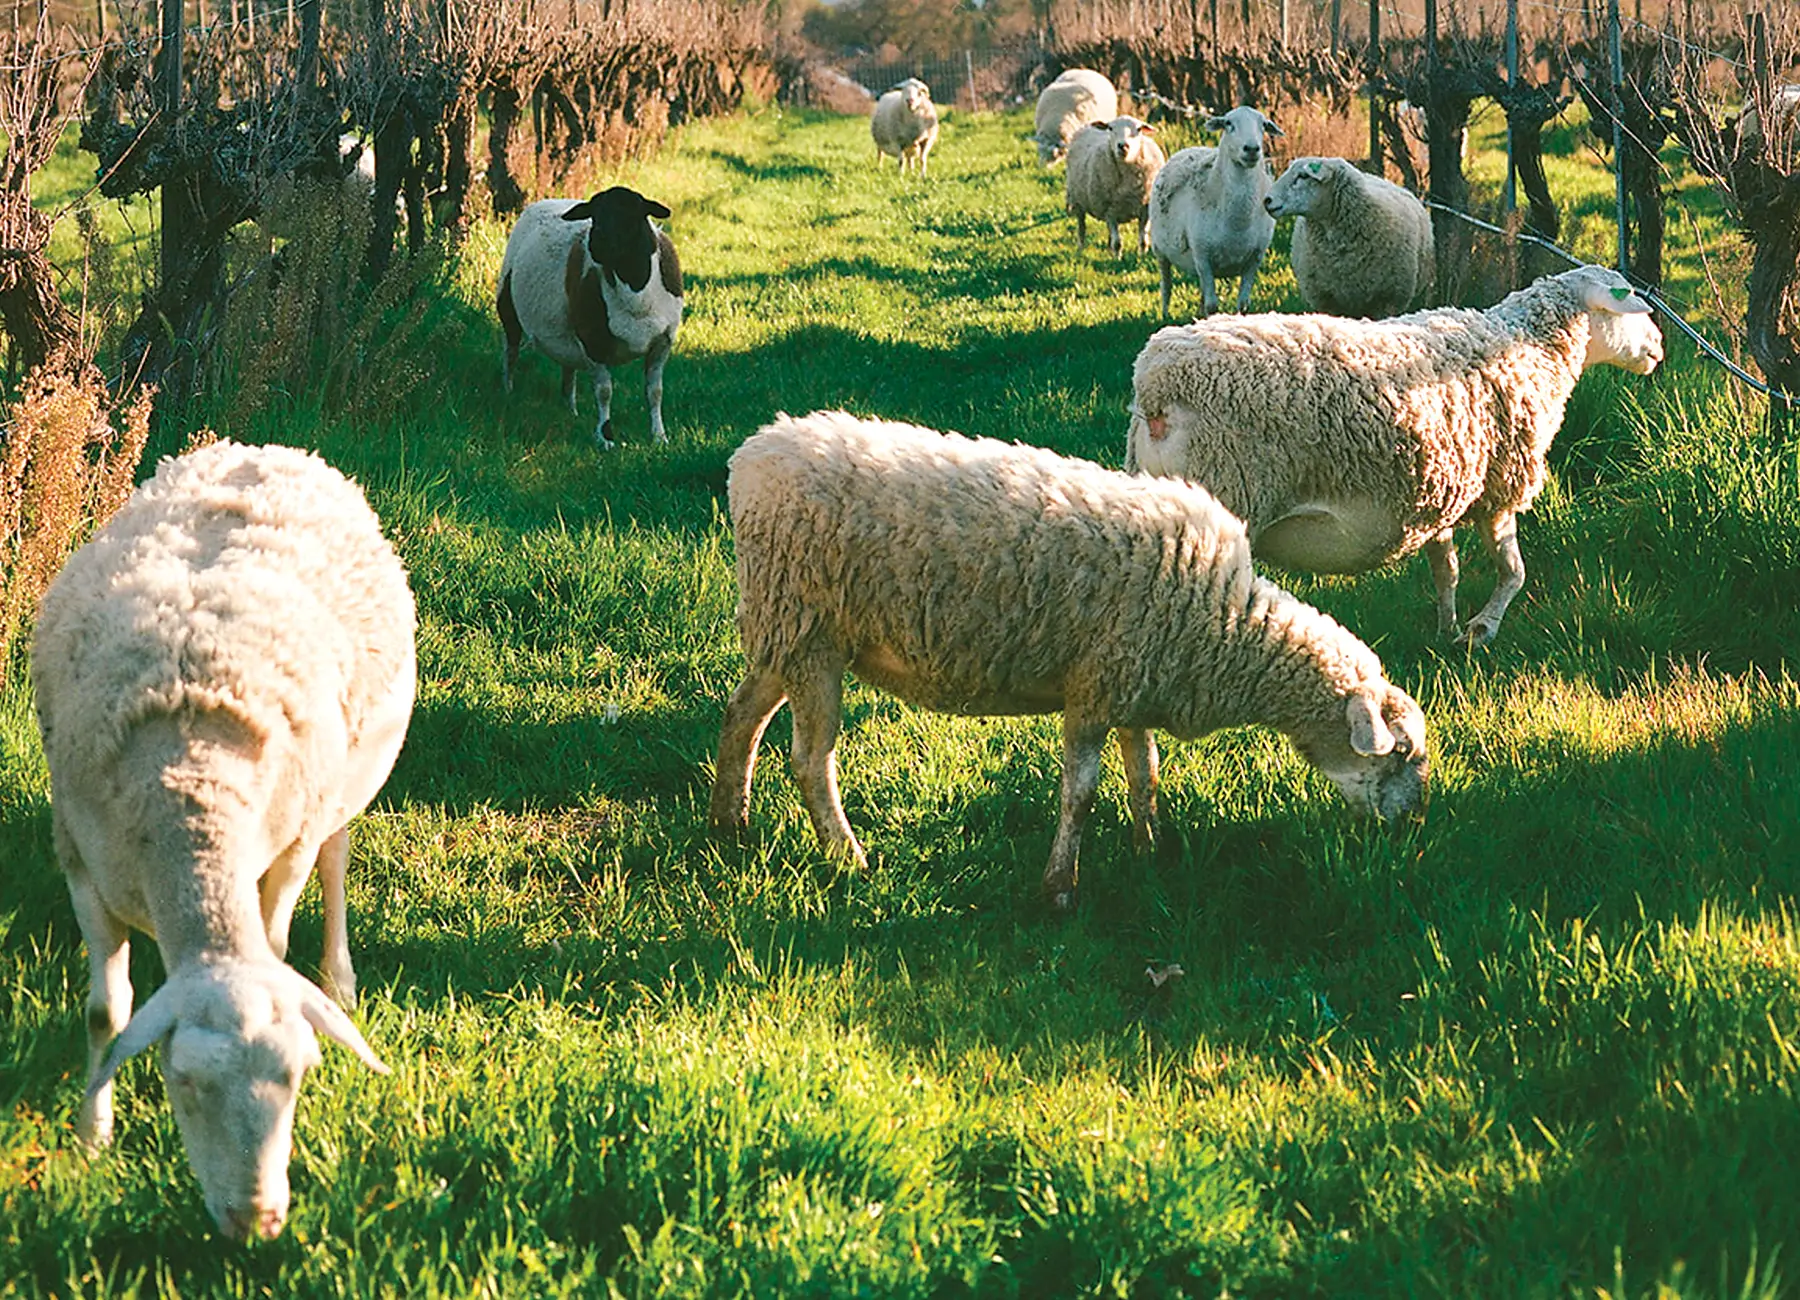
[497,185,684,450]
[1064,115,1166,254]
[1740,82,1800,158]
[871,78,940,176]
[30,440,415,1241]
[1126,264,1665,647]
[1265,155,1434,318]
[1148,106,1284,319]
[1034,68,1119,165]
[708,410,1430,909]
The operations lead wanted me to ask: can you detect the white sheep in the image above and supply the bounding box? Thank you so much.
[1265,155,1434,318]
[709,410,1429,909]
[1065,115,1166,254]
[498,185,684,450]
[1127,264,1664,646]
[1740,82,1800,159]
[1149,106,1283,318]
[1034,68,1119,165]
[31,440,415,1241]
[871,78,940,176]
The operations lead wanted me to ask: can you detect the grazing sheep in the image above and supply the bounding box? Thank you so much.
[1034,68,1119,165]
[709,411,1429,908]
[1127,265,1664,646]
[1740,82,1800,156]
[871,78,940,176]
[31,440,414,1241]
[498,185,684,450]
[1148,106,1284,319]
[1065,115,1166,254]
[1265,156,1434,318]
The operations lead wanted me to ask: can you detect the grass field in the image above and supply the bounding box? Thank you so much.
[4,104,1800,1297]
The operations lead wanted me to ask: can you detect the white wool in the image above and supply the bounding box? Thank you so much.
[1149,106,1283,318]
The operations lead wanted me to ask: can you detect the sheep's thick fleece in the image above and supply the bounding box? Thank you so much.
[1128,266,1663,642]
[713,411,1428,905]
[1270,157,1434,318]
[1065,117,1165,253]
[32,439,413,1240]
[1034,68,1118,164]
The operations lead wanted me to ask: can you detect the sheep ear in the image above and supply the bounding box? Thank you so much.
[1584,277,1652,315]
[292,976,390,1074]
[86,979,184,1099]
[641,197,671,220]
[560,201,593,223]
[1262,115,1285,136]
[1205,115,1230,130]
[1138,122,1156,134]
[1346,694,1397,757]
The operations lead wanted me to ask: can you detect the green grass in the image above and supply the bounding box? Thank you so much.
[4,104,1800,1297]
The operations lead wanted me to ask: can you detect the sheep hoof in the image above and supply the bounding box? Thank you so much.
[1458,620,1497,649]
[595,423,616,452]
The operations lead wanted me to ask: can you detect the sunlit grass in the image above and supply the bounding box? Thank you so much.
[2,104,1798,1298]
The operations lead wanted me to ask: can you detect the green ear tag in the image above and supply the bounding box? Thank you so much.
[1611,286,1631,300]
[1307,160,1323,175]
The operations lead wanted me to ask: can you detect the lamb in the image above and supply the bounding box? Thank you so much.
[1034,68,1119,165]
[708,411,1429,909]
[1265,155,1434,318]
[1064,115,1166,254]
[871,78,940,176]
[30,440,415,1241]
[498,185,684,450]
[1148,106,1283,319]
[1126,264,1664,646]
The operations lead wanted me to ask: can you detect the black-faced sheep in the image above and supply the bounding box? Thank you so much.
[498,185,684,450]
[710,411,1430,909]
[31,440,413,1240]
[1128,265,1665,646]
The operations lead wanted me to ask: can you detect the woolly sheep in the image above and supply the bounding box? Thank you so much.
[1065,115,1166,254]
[31,440,414,1241]
[1265,155,1434,318]
[1740,82,1800,157]
[709,411,1429,909]
[1127,265,1664,646]
[1148,106,1284,318]
[1034,68,1119,165]
[498,185,684,450]
[871,78,940,176]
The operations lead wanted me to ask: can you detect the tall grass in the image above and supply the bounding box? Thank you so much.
[2,105,1798,1297]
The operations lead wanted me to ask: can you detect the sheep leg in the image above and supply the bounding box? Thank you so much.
[560,367,578,413]
[644,334,672,445]
[1195,253,1220,317]
[316,826,357,1010]
[1159,257,1174,320]
[1426,532,1461,639]
[1043,718,1109,911]
[1106,219,1122,256]
[1136,211,1150,254]
[1463,512,1526,648]
[787,663,867,870]
[590,365,616,451]
[61,822,130,1149]
[1118,727,1159,854]
[1075,211,1088,250]
[1235,265,1258,313]
[258,839,314,962]
[709,665,788,837]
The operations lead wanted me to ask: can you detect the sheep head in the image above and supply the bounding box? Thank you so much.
[562,186,672,294]
[1264,156,1349,219]
[85,959,388,1241]
[894,78,933,114]
[1205,106,1283,169]
[1565,266,1663,375]
[1090,115,1156,165]
[1295,685,1430,824]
